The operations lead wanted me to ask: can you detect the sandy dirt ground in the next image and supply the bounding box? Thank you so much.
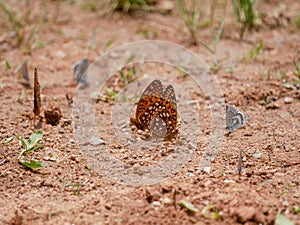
[0,0,299,224]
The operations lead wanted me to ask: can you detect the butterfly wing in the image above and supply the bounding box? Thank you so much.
[136,96,162,130]
[140,79,163,98]
[73,58,89,84]
[163,84,177,107]
[133,79,178,140]
[226,105,248,131]
[225,105,236,131]
[149,115,168,138]
[149,83,177,139]
[136,80,163,118]
[163,84,177,138]
[135,80,164,129]
[162,100,178,138]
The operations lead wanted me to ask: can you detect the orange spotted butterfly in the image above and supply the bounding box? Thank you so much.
[130,79,178,140]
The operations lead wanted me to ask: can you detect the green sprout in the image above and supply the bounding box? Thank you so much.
[112,0,151,12]
[105,88,120,101]
[19,159,42,169]
[201,205,219,220]
[120,66,136,84]
[179,200,199,214]
[14,131,43,169]
[0,0,23,45]
[275,214,295,225]
[293,58,300,78]
[65,183,85,196]
[177,0,226,54]
[82,2,97,12]
[246,39,264,60]
[232,0,259,39]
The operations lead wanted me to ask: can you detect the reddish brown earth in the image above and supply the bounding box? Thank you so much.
[0,1,299,224]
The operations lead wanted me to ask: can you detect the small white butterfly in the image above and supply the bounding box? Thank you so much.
[225,105,249,132]
[73,58,89,87]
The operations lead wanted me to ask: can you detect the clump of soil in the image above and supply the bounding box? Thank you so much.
[44,103,62,126]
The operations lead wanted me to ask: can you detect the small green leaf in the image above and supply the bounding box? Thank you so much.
[31,40,44,50]
[214,210,219,220]
[82,160,93,171]
[105,39,113,50]
[29,130,43,143]
[105,88,118,96]
[16,131,43,157]
[19,158,42,169]
[25,131,43,152]
[201,205,216,219]
[27,145,42,153]
[128,66,136,76]
[179,200,199,214]
[17,91,23,103]
[296,14,300,27]
[65,183,85,196]
[292,206,300,213]
[275,214,295,225]
[293,58,300,78]
[4,137,15,145]
[40,83,47,91]
[126,54,135,63]
[81,3,97,11]
[120,71,126,82]
[248,39,264,60]
[105,88,119,100]
[5,61,11,70]
[15,135,27,149]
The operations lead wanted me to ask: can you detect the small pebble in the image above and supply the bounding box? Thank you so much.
[202,166,211,174]
[213,169,223,178]
[55,50,66,58]
[282,200,289,206]
[253,152,262,159]
[204,180,212,187]
[162,197,173,205]
[236,206,256,223]
[266,102,279,109]
[224,179,235,183]
[152,201,161,208]
[186,172,195,177]
[161,1,175,12]
[284,97,293,104]
[89,137,105,146]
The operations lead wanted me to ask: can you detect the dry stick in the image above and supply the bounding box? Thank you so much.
[173,188,177,209]
[33,68,41,128]
[66,94,73,106]
[0,159,6,166]
[266,144,273,162]
[237,149,242,175]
